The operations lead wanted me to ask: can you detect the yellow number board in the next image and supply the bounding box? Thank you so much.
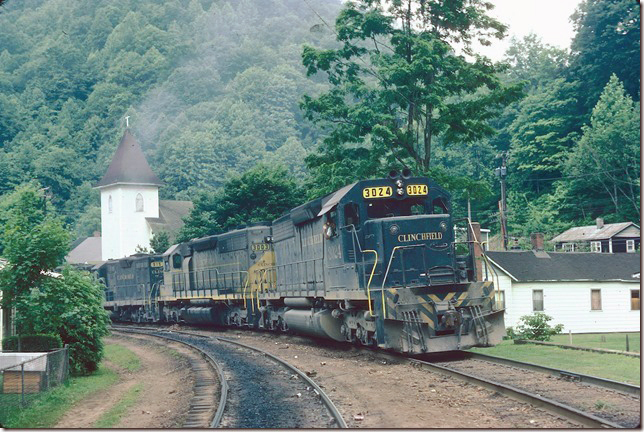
[150,261,164,268]
[362,186,393,199]
[406,184,428,196]
[251,243,272,251]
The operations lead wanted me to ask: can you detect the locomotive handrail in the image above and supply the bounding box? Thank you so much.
[363,250,378,317]
[380,244,426,318]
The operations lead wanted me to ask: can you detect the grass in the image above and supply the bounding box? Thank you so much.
[93,383,143,428]
[550,332,640,353]
[103,343,141,372]
[1,364,118,428]
[1,340,141,428]
[470,340,640,385]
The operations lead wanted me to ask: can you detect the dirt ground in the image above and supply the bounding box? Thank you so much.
[55,335,194,428]
[197,329,581,429]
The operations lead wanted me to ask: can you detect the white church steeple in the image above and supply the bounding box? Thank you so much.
[94,130,163,260]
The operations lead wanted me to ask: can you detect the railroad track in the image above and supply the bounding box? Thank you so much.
[114,324,639,428]
[113,325,347,428]
[464,351,640,397]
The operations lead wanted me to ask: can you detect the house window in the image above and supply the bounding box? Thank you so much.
[135,193,144,212]
[532,289,544,311]
[626,240,635,253]
[631,290,640,311]
[562,243,575,252]
[495,290,505,309]
[590,289,602,311]
[590,241,602,253]
[108,195,113,213]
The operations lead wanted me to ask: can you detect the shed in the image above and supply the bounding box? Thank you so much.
[485,251,640,333]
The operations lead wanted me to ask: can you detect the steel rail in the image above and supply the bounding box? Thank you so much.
[113,325,347,428]
[112,327,228,428]
[464,351,640,397]
[407,358,624,429]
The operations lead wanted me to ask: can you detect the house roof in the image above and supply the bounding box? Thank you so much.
[146,200,193,241]
[94,130,163,188]
[65,236,103,265]
[486,251,641,282]
[551,222,639,242]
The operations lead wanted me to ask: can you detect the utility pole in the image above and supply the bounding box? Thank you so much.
[495,153,508,250]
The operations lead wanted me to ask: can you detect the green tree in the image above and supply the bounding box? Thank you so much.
[300,0,523,184]
[13,268,110,375]
[0,183,109,375]
[564,74,640,222]
[568,0,640,119]
[150,231,171,253]
[507,78,579,195]
[0,183,69,303]
[179,164,304,241]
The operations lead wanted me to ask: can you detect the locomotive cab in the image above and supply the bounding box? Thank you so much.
[321,171,504,353]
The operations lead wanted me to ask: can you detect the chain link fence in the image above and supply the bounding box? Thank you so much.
[0,346,69,424]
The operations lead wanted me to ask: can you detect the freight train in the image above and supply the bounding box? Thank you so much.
[97,171,505,354]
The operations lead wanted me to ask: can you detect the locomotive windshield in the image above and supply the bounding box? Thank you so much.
[365,196,449,219]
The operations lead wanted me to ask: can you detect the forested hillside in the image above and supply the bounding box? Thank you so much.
[0,0,340,236]
[0,0,639,245]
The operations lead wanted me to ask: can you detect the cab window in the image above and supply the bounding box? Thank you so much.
[432,197,449,214]
[172,254,182,269]
[344,203,360,227]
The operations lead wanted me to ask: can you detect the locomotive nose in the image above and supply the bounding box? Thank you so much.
[365,215,455,287]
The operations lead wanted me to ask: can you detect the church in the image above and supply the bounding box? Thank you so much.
[65,130,192,265]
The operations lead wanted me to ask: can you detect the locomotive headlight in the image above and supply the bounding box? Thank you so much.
[395,179,404,188]
[397,188,404,196]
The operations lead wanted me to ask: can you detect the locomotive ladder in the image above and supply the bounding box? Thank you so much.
[469,305,489,346]
[402,310,427,353]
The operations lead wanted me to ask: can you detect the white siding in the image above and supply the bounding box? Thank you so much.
[485,261,640,333]
[100,184,159,260]
[505,279,640,333]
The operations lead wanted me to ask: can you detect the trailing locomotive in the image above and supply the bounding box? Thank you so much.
[99,171,505,354]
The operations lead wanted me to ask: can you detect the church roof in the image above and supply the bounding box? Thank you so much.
[94,130,163,188]
[146,200,193,241]
[65,236,103,265]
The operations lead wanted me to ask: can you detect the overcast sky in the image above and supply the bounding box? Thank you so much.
[475,0,584,61]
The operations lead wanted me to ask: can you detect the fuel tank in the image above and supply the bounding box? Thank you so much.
[283,309,344,341]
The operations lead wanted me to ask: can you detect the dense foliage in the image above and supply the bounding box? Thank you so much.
[0,0,639,246]
[0,184,109,375]
[300,0,523,198]
[0,0,340,238]
[178,164,304,241]
[2,334,63,352]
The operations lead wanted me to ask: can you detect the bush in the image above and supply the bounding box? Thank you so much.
[504,326,516,340]
[13,267,110,375]
[515,312,564,341]
[2,334,63,351]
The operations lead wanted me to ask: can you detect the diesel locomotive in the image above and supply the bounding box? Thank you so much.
[98,170,505,354]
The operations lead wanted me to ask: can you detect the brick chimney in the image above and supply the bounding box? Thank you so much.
[530,233,544,251]
[596,217,604,229]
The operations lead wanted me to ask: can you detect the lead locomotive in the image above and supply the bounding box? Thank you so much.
[98,170,505,354]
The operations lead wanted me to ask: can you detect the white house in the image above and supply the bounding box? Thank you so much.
[93,130,192,261]
[484,248,640,333]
